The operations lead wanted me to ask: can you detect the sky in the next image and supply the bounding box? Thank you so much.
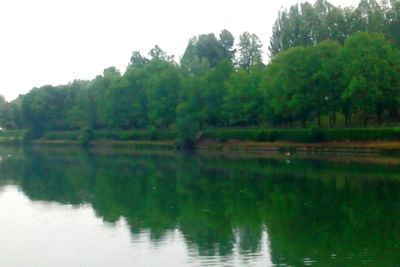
[0,0,359,101]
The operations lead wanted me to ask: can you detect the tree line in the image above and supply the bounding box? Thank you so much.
[0,0,399,145]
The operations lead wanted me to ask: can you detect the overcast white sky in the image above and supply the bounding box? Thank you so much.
[0,0,359,101]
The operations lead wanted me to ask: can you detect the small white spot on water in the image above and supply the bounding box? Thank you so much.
[303,257,317,266]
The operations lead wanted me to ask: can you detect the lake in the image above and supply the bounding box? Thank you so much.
[0,146,399,266]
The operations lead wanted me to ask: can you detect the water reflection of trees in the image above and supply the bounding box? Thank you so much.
[0,148,399,266]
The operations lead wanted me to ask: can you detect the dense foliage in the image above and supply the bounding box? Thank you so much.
[0,0,399,146]
[269,0,400,56]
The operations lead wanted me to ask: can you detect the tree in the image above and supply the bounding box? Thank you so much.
[261,46,322,127]
[105,72,145,129]
[0,96,16,129]
[176,101,200,149]
[149,45,173,61]
[268,0,392,57]
[385,0,400,47]
[89,67,121,129]
[269,3,319,57]
[109,67,148,129]
[352,0,386,32]
[342,32,400,125]
[180,32,233,75]
[219,29,236,61]
[180,38,210,75]
[311,41,344,126]
[144,58,182,129]
[237,32,263,71]
[324,6,348,44]
[269,9,291,57]
[198,60,233,127]
[300,2,320,44]
[67,84,92,129]
[129,51,148,68]
[223,66,264,126]
[21,85,71,138]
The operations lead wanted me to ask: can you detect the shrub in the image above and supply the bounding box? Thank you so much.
[93,129,177,141]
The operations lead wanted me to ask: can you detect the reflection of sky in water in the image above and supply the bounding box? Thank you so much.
[0,186,273,267]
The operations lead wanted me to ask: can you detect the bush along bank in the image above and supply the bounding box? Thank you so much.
[17,127,400,150]
[26,129,178,148]
[199,128,400,143]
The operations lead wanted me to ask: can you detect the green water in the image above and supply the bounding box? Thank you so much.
[0,147,399,266]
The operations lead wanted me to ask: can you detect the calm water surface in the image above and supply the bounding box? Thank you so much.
[0,146,399,266]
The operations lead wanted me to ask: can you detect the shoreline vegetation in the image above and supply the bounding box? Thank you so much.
[0,0,400,149]
[1,128,399,154]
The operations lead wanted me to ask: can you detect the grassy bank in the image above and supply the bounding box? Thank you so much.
[200,128,400,143]
[43,129,178,142]
[35,128,400,144]
[2,128,400,152]
[32,139,176,150]
[197,128,400,153]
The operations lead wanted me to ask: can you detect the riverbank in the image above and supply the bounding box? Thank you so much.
[30,139,176,150]
[1,128,400,154]
[28,138,400,154]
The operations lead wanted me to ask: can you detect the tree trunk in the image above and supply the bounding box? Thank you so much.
[317,113,321,127]
[345,113,350,127]
[377,111,382,126]
[376,106,382,127]
[329,112,336,127]
[364,115,368,127]
[333,113,336,127]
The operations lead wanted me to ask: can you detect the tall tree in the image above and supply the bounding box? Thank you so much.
[66,82,93,129]
[129,51,148,69]
[219,29,236,61]
[385,0,400,47]
[261,46,319,127]
[223,66,264,126]
[268,0,395,57]
[144,49,181,129]
[198,60,234,127]
[269,10,291,57]
[21,85,72,138]
[353,0,386,32]
[149,45,173,61]
[342,32,400,125]
[89,67,121,128]
[312,41,344,126]
[237,32,263,71]
[181,32,233,75]
[0,96,16,129]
